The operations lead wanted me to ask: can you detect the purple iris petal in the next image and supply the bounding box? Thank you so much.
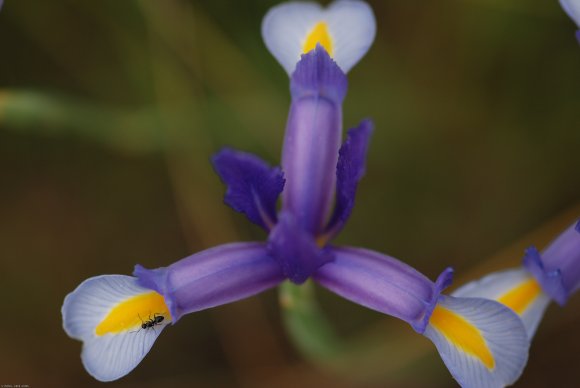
[212,148,285,230]
[281,45,347,236]
[523,220,580,305]
[134,242,285,321]
[314,246,453,333]
[268,211,334,284]
[324,120,373,239]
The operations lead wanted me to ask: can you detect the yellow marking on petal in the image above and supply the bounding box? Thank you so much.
[429,305,495,370]
[303,22,333,56]
[498,278,541,315]
[95,292,170,336]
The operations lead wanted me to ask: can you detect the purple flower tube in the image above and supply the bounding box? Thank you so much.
[281,45,347,235]
[134,242,285,321]
[314,246,453,333]
[524,220,580,305]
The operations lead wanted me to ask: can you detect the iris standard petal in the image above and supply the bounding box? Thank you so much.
[212,148,285,230]
[62,275,171,381]
[282,46,347,235]
[268,211,334,284]
[425,295,529,388]
[452,267,551,339]
[262,0,376,74]
[323,119,373,240]
[134,242,285,321]
[313,246,453,333]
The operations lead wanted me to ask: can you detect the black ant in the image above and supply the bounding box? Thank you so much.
[130,313,165,334]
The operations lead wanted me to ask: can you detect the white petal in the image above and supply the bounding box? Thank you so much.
[561,0,580,27]
[424,296,529,388]
[325,0,376,73]
[62,275,170,382]
[62,275,152,339]
[262,0,376,74]
[453,268,551,339]
[81,324,166,382]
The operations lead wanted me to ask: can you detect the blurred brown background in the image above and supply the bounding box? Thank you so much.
[0,0,579,387]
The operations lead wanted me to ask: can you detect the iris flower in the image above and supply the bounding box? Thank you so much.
[452,220,580,341]
[62,1,529,386]
[560,0,580,43]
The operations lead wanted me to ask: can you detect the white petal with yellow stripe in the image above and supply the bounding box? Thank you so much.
[424,295,529,388]
[62,275,172,382]
[262,0,376,74]
[452,268,550,339]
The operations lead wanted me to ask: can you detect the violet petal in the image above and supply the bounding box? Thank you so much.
[314,246,453,333]
[523,246,567,306]
[212,148,285,230]
[324,119,373,239]
[523,220,580,305]
[281,45,347,235]
[134,242,284,321]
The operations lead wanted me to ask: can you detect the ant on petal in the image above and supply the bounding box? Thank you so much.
[130,313,165,334]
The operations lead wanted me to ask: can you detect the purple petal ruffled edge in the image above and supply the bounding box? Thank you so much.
[291,44,347,105]
[324,120,373,239]
[523,246,568,306]
[212,148,285,230]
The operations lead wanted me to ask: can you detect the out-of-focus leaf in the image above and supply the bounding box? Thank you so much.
[0,90,163,154]
[279,281,344,363]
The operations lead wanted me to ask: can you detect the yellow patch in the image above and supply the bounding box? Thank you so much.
[303,22,333,56]
[429,305,495,369]
[95,292,170,336]
[498,278,541,315]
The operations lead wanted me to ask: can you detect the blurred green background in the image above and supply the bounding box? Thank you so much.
[1,0,579,387]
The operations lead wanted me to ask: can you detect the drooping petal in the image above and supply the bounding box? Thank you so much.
[560,0,580,27]
[281,46,347,235]
[267,211,334,284]
[452,267,551,339]
[212,148,285,230]
[313,246,453,333]
[134,242,284,321]
[262,0,376,74]
[424,295,529,388]
[323,119,373,240]
[62,275,171,382]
